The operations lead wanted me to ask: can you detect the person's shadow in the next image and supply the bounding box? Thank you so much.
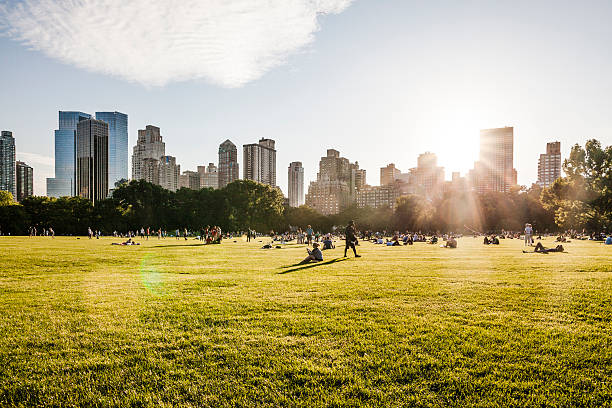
[278,257,349,274]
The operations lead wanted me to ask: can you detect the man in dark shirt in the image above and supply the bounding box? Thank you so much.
[344,220,361,258]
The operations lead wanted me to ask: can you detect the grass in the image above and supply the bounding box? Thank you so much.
[0,235,610,407]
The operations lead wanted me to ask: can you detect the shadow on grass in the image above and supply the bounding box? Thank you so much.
[278,257,349,274]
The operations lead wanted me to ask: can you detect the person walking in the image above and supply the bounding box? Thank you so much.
[524,223,533,246]
[344,220,361,258]
[306,225,314,246]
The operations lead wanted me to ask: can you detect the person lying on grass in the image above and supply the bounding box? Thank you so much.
[523,242,564,254]
[111,238,140,246]
[299,242,324,264]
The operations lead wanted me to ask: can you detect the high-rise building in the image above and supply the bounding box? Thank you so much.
[218,140,239,188]
[198,163,218,189]
[159,155,180,192]
[380,163,401,186]
[406,152,445,198]
[305,149,362,215]
[15,161,33,202]
[95,111,128,189]
[47,111,91,197]
[132,125,165,182]
[243,138,276,186]
[469,127,517,193]
[537,142,562,188]
[75,119,108,203]
[356,185,400,209]
[179,171,201,190]
[288,161,304,207]
[0,131,16,198]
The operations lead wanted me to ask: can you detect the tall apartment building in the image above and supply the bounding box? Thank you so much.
[159,155,180,192]
[356,184,401,210]
[243,138,276,186]
[198,163,218,189]
[47,111,91,197]
[96,111,128,189]
[132,125,166,182]
[305,149,363,215]
[469,127,517,193]
[179,171,201,190]
[75,119,108,203]
[218,140,239,188]
[406,152,445,198]
[380,163,401,186]
[537,142,561,188]
[15,161,33,202]
[288,161,304,207]
[0,131,16,198]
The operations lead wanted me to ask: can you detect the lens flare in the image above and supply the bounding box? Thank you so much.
[140,253,165,296]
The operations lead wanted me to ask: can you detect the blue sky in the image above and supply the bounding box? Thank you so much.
[1,0,612,195]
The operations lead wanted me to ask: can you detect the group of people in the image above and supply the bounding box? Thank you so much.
[28,226,54,237]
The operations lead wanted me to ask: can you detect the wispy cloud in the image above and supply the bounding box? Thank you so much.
[0,0,353,87]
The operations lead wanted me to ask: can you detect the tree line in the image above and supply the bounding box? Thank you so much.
[0,139,609,236]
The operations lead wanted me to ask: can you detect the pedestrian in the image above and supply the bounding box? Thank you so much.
[344,220,361,258]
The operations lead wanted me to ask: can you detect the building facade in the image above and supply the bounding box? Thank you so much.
[218,140,239,188]
[0,131,16,198]
[179,171,201,190]
[380,163,401,186]
[47,111,91,197]
[15,161,33,202]
[96,111,128,189]
[469,127,517,193]
[198,163,218,189]
[537,142,561,188]
[356,185,400,209]
[159,155,180,192]
[132,125,166,182]
[243,138,276,186]
[288,161,304,207]
[305,149,362,215]
[406,152,445,198]
[75,119,109,203]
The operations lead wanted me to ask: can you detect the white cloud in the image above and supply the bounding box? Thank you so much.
[17,152,54,196]
[0,0,353,87]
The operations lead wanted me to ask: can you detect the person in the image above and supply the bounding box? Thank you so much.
[299,243,323,264]
[606,236,612,245]
[306,225,314,246]
[524,223,533,246]
[344,220,361,258]
[49,227,55,238]
[322,235,335,250]
[88,227,93,239]
[525,242,564,254]
[444,236,457,248]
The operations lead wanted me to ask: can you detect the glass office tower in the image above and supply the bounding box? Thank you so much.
[95,111,128,189]
[47,111,91,197]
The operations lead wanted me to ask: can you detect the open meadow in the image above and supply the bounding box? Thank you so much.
[0,236,610,407]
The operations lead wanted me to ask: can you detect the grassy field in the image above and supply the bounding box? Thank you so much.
[0,235,610,407]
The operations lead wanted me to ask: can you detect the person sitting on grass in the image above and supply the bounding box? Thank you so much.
[524,242,564,254]
[443,236,457,248]
[606,235,612,245]
[299,242,323,264]
[322,235,335,250]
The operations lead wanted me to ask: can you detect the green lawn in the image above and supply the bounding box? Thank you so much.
[0,236,610,407]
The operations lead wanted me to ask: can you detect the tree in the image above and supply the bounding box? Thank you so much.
[0,191,15,206]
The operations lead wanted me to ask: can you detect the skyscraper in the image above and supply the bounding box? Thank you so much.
[132,125,165,182]
[179,171,201,190]
[243,138,276,186]
[537,142,562,188]
[218,140,239,188]
[198,163,218,189]
[469,127,517,193]
[159,155,180,192]
[47,111,91,197]
[305,149,362,215]
[380,163,401,186]
[288,161,304,207]
[96,111,128,189]
[75,119,109,203]
[15,161,33,202]
[407,152,445,198]
[0,131,16,198]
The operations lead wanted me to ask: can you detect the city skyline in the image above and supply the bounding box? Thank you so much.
[2,1,612,195]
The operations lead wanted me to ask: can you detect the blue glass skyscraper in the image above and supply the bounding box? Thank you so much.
[95,112,127,190]
[47,111,91,197]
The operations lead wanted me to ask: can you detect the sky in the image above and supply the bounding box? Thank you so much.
[1,0,612,196]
